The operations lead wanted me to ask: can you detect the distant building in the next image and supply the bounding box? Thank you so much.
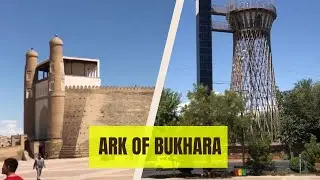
[0,136,11,147]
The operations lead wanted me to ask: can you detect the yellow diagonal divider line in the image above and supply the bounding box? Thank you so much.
[89,126,228,168]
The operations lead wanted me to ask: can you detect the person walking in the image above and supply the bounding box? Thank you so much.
[1,158,23,180]
[33,154,45,180]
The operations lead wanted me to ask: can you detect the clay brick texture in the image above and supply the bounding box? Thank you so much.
[0,146,24,161]
[59,86,154,158]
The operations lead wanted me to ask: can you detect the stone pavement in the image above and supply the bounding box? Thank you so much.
[143,176,319,180]
[0,158,135,180]
[1,158,319,180]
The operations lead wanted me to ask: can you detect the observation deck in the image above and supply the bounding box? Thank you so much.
[212,21,233,33]
[227,0,277,32]
[226,0,276,14]
[211,5,228,16]
[211,0,277,33]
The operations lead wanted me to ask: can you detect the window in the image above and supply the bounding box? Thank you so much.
[50,64,55,73]
[26,72,31,81]
[49,81,55,92]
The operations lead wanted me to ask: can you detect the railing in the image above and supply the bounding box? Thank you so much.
[227,0,276,13]
[212,21,233,33]
[212,5,228,15]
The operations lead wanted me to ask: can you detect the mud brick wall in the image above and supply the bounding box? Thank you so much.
[0,146,24,161]
[60,86,154,158]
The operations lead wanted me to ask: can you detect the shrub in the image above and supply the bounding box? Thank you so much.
[289,157,305,173]
[276,169,292,176]
[283,153,290,160]
[278,151,290,160]
[301,135,320,172]
[177,168,193,175]
[247,134,274,175]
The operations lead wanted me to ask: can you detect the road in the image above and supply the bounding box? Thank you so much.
[142,160,289,178]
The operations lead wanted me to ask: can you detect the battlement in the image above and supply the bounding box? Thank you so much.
[65,85,155,93]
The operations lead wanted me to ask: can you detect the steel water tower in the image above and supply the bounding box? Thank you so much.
[196,0,279,139]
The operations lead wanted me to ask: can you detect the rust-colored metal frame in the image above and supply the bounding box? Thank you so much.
[198,0,279,140]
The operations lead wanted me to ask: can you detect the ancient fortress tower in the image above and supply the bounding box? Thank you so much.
[24,36,154,159]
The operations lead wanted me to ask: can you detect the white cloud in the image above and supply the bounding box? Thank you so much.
[0,120,23,137]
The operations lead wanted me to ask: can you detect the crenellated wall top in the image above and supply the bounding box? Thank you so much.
[65,85,155,93]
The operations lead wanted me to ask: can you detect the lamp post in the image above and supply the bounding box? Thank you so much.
[299,154,302,174]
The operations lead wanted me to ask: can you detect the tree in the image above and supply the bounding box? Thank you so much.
[179,84,252,143]
[179,83,255,166]
[301,135,320,172]
[247,133,274,175]
[178,84,214,126]
[234,112,255,163]
[278,79,320,157]
[154,88,182,126]
[175,84,276,173]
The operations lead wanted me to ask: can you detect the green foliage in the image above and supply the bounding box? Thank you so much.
[155,88,182,126]
[301,135,320,172]
[179,84,251,144]
[177,168,193,174]
[278,79,320,155]
[179,84,213,126]
[282,153,290,160]
[233,112,254,145]
[289,157,305,173]
[262,169,292,176]
[247,134,274,175]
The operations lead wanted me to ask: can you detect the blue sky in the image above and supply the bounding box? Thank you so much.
[166,0,320,102]
[1,0,320,136]
[0,1,175,135]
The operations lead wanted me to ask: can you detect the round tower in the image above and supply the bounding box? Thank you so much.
[24,48,38,141]
[46,35,66,159]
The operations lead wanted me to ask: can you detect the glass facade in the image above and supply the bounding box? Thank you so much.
[196,0,213,91]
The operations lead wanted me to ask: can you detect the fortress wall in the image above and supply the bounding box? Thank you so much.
[0,135,26,161]
[0,146,24,161]
[60,86,154,158]
[35,80,49,140]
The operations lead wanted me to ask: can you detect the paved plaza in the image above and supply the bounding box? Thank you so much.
[143,177,320,180]
[0,158,134,180]
[0,158,319,180]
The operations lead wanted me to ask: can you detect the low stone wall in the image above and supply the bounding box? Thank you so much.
[228,144,287,160]
[0,146,24,161]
